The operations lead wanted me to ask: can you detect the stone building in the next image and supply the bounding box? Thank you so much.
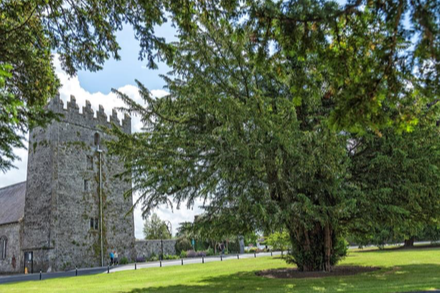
[0,95,135,273]
[0,182,25,273]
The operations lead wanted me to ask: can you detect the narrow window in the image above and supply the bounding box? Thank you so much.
[90,218,99,230]
[84,180,89,192]
[0,237,6,260]
[87,156,93,170]
[94,133,100,146]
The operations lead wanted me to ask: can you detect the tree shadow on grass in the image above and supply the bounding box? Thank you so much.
[355,245,440,254]
[126,264,440,293]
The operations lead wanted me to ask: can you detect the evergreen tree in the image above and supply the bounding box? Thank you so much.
[105,0,440,272]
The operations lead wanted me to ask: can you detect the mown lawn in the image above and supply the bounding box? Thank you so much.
[2,247,440,292]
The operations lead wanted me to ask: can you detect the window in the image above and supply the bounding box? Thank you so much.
[84,180,89,192]
[90,218,99,230]
[87,156,93,170]
[94,133,100,146]
[0,237,6,260]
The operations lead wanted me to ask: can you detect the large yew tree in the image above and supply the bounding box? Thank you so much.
[107,0,440,271]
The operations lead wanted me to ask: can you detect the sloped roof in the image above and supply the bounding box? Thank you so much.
[0,182,26,225]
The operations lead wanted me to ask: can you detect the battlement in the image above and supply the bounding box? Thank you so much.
[48,94,131,134]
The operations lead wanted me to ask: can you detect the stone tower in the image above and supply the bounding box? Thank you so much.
[21,95,134,272]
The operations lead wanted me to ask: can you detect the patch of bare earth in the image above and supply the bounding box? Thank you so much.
[256,266,380,279]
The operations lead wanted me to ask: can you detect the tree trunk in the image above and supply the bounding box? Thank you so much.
[324,223,332,271]
[288,222,340,272]
[404,236,415,248]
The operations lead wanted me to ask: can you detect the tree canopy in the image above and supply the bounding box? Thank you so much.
[4,0,440,272]
[107,0,440,272]
[143,213,171,240]
[0,0,175,171]
[3,0,439,171]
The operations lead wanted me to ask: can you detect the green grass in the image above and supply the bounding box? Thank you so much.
[2,247,440,292]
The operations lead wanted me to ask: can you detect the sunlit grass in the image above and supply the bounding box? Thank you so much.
[2,247,440,292]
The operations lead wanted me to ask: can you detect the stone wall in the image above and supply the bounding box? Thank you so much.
[22,95,135,272]
[135,240,177,259]
[0,222,23,274]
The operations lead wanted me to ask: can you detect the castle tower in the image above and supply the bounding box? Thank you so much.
[21,95,134,272]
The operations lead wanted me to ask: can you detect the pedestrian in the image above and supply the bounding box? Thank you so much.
[109,251,114,266]
[114,251,119,265]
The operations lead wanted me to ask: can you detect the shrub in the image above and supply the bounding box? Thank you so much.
[180,250,187,258]
[136,256,146,262]
[164,254,180,260]
[175,237,193,254]
[186,250,196,258]
[196,251,206,257]
[148,252,158,262]
[227,241,240,253]
[119,257,129,265]
[206,247,214,256]
[149,255,159,261]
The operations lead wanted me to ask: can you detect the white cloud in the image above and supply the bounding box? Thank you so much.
[0,141,28,188]
[1,55,202,239]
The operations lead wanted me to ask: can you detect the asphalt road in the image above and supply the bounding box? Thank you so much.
[0,251,281,285]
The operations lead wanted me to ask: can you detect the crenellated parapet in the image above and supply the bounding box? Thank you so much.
[47,94,131,134]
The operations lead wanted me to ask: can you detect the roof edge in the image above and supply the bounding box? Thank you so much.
[0,181,27,192]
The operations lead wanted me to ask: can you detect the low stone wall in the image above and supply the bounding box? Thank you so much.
[135,239,177,259]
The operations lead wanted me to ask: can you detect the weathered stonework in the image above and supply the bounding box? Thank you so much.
[22,95,134,272]
[0,94,181,274]
[0,222,23,274]
[135,240,177,259]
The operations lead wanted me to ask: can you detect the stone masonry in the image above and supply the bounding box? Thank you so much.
[135,240,177,259]
[0,222,23,274]
[0,94,183,274]
[21,95,134,272]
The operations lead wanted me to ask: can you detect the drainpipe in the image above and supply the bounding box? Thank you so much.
[97,146,103,267]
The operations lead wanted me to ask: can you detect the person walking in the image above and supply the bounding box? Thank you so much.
[114,251,119,265]
[109,251,114,266]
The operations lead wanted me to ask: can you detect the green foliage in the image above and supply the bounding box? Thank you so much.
[175,237,192,254]
[0,0,178,171]
[107,0,440,272]
[349,115,440,249]
[179,250,187,258]
[206,247,214,256]
[163,254,180,260]
[143,213,171,240]
[119,257,129,265]
[148,252,158,262]
[266,231,291,251]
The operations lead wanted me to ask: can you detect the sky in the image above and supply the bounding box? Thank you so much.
[0,23,203,239]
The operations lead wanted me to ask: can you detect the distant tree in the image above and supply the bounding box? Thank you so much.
[143,213,171,240]
[266,231,291,252]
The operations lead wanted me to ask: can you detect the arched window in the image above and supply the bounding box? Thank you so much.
[94,133,100,147]
[0,236,6,260]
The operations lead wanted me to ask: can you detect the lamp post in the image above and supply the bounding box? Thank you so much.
[96,146,103,267]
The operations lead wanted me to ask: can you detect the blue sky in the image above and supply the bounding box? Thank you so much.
[0,22,203,239]
[77,24,176,94]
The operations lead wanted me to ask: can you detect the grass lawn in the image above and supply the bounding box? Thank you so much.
[1,247,440,292]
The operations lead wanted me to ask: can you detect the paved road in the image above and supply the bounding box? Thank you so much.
[0,251,282,284]
[110,251,281,273]
[0,267,107,284]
